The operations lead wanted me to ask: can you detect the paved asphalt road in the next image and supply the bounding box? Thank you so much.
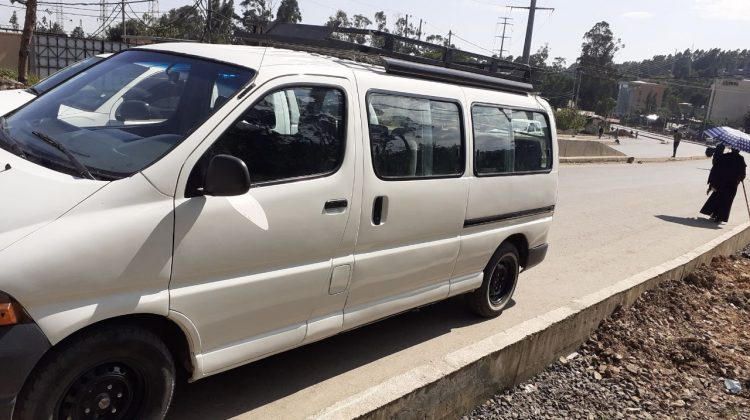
[167,159,750,419]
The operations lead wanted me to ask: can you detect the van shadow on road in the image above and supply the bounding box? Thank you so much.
[167,295,508,419]
[655,214,721,230]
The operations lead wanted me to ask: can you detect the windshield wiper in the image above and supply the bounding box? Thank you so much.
[30,130,96,180]
[0,117,27,158]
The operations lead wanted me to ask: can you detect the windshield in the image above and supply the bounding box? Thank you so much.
[32,56,105,94]
[0,50,253,179]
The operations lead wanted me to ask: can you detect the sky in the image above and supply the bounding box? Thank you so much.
[1,0,749,65]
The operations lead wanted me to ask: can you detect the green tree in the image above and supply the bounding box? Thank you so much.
[105,18,148,42]
[151,6,205,40]
[9,11,19,30]
[554,108,586,131]
[70,26,85,38]
[576,21,623,111]
[374,11,387,32]
[275,0,301,24]
[239,0,274,32]
[204,0,237,43]
[36,16,65,35]
[326,10,350,28]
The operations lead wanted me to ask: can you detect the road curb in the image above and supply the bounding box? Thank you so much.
[312,222,750,420]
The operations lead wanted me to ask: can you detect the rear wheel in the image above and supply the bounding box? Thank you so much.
[14,325,175,420]
[467,242,520,318]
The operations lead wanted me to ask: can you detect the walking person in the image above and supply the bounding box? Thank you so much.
[672,129,682,158]
[700,148,747,223]
[613,128,620,144]
[598,125,604,139]
[712,143,725,166]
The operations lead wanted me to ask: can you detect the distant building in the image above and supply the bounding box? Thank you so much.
[707,79,750,124]
[615,81,666,116]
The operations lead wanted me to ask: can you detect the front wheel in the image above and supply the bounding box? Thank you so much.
[467,242,520,318]
[14,325,175,420]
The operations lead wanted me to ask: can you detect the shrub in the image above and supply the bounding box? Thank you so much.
[554,108,586,131]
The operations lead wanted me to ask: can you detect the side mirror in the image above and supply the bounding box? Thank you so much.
[203,154,251,197]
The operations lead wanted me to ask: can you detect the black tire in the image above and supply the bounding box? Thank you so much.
[14,325,175,420]
[467,242,520,318]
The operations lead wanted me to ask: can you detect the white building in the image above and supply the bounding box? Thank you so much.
[707,78,750,124]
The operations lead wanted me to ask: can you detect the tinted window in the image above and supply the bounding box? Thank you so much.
[205,86,346,185]
[472,106,552,175]
[368,93,463,179]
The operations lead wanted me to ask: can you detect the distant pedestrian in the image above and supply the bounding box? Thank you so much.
[635,131,638,139]
[598,125,604,139]
[672,129,682,158]
[614,129,620,144]
[700,148,747,223]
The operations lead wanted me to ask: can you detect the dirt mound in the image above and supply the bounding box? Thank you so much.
[466,254,750,419]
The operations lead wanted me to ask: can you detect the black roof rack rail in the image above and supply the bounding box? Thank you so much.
[235,23,533,95]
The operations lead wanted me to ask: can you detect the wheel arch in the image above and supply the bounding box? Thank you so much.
[501,233,529,268]
[31,313,195,381]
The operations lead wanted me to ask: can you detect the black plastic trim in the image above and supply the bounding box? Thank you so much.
[463,205,555,228]
[383,57,533,95]
[0,323,51,420]
[523,243,549,271]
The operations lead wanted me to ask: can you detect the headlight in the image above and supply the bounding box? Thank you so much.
[0,292,25,326]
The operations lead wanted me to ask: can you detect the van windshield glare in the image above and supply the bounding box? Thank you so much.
[3,50,254,180]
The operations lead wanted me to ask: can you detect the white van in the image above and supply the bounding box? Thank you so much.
[0,36,557,419]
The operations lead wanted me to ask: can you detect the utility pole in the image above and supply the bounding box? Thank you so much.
[573,68,582,108]
[403,14,409,37]
[447,30,452,46]
[417,19,423,40]
[495,17,512,58]
[121,0,126,39]
[510,0,554,64]
[205,0,213,43]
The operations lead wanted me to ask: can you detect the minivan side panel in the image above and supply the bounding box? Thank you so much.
[343,72,470,330]
[452,87,558,280]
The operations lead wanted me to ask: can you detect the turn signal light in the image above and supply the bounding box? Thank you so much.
[0,302,19,326]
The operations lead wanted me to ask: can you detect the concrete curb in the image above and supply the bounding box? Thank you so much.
[312,222,750,420]
[560,155,707,164]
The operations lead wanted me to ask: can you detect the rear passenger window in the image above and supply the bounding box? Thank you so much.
[472,106,552,175]
[368,93,463,179]
[202,86,345,185]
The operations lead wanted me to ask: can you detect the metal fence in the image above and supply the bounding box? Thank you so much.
[31,33,134,78]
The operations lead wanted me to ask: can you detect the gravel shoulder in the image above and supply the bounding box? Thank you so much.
[465,252,750,419]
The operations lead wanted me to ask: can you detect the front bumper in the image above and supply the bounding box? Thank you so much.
[523,243,549,272]
[0,323,50,420]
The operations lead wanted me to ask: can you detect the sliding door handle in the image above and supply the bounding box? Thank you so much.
[324,199,348,212]
[372,196,385,225]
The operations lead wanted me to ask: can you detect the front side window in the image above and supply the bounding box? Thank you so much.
[368,93,463,179]
[472,105,552,175]
[196,86,346,187]
[0,50,253,179]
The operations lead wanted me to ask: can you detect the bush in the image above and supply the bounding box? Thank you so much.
[0,68,39,86]
[554,108,586,131]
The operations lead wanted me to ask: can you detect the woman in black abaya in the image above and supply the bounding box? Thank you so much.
[701,148,747,223]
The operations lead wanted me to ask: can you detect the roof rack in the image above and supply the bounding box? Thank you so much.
[235,23,533,95]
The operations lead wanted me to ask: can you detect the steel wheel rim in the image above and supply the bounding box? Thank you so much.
[488,255,516,307]
[56,361,145,420]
